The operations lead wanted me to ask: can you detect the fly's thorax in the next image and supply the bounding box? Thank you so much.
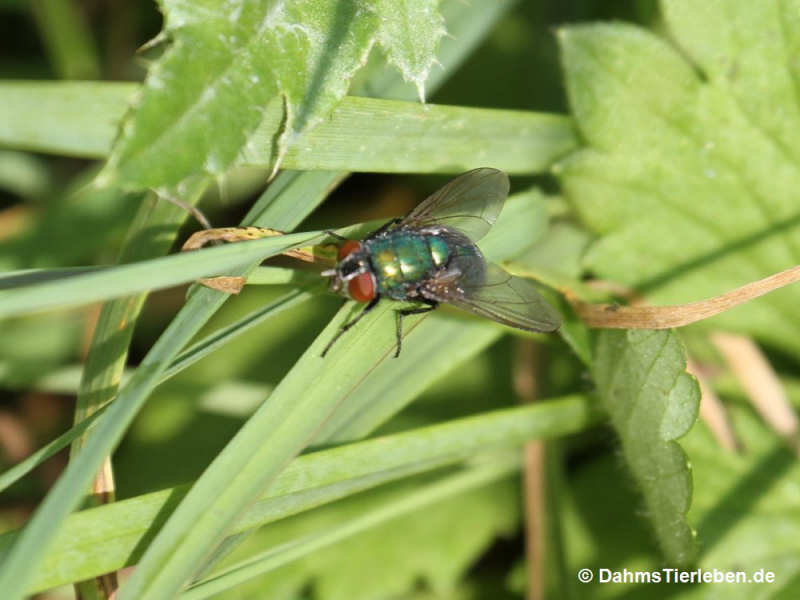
[363,228,480,298]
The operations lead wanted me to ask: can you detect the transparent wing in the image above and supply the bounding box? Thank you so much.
[425,260,561,333]
[401,168,509,242]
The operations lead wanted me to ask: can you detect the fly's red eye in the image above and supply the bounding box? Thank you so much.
[348,272,376,302]
[337,240,362,261]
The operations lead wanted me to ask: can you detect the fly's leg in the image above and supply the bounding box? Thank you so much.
[321,297,381,357]
[324,230,348,242]
[394,301,438,358]
[368,217,403,237]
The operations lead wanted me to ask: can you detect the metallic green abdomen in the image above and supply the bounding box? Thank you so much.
[366,232,451,299]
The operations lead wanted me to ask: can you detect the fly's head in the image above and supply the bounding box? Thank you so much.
[321,240,377,303]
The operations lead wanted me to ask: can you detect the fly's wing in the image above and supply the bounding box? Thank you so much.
[426,259,561,332]
[401,168,509,242]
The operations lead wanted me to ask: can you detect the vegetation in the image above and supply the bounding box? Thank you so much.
[0,1,798,599]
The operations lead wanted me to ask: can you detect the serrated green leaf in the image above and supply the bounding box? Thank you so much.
[560,393,800,600]
[105,0,449,188]
[557,16,800,354]
[592,329,699,565]
[374,0,446,102]
[681,406,800,599]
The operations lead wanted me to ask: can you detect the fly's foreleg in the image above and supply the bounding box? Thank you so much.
[369,217,403,237]
[394,300,438,358]
[324,230,348,242]
[321,297,380,357]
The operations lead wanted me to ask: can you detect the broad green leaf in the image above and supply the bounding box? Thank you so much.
[557,16,800,354]
[0,396,597,592]
[560,399,800,600]
[681,406,800,599]
[104,0,443,188]
[592,329,699,565]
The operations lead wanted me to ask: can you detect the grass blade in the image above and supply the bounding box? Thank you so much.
[115,189,555,599]
[0,230,322,318]
[0,81,136,157]
[0,396,597,592]
[1,80,576,175]
[181,460,521,600]
[0,172,340,600]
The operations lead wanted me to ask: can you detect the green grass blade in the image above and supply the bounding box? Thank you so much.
[0,396,596,592]
[0,288,311,494]
[241,96,576,174]
[1,80,575,175]
[0,173,339,599]
[161,287,316,381]
[0,408,105,494]
[114,190,556,600]
[0,81,136,157]
[31,0,101,80]
[0,230,321,318]
[181,460,521,600]
[71,178,209,449]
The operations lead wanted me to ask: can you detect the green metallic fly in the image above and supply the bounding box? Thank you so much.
[321,168,561,357]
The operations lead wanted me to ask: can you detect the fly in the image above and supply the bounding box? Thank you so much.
[321,168,561,357]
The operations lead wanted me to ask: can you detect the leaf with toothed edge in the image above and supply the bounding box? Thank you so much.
[101,0,448,190]
[556,4,800,355]
[592,329,699,566]
[373,0,446,103]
